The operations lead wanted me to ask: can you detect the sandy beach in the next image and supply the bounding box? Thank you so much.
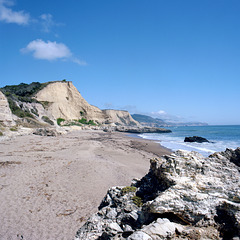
[0,130,171,240]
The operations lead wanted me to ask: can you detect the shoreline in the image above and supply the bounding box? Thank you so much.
[0,129,171,240]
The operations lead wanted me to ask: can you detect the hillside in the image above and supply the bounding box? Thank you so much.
[132,114,208,127]
[0,81,140,128]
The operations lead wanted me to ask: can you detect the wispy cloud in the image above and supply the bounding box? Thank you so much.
[39,13,63,33]
[21,39,86,65]
[0,0,30,25]
[151,110,185,122]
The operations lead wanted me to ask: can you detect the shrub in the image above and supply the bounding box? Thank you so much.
[88,120,97,126]
[57,118,65,126]
[121,186,137,195]
[0,131,3,136]
[132,196,143,207]
[78,118,96,126]
[10,127,17,131]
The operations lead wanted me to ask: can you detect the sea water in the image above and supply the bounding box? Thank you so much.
[139,125,240,157]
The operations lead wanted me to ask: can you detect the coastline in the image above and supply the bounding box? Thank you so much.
[0,129,171,240]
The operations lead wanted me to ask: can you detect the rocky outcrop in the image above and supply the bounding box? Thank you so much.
[115,126,172,134]
[184,136,209,143]
[0,91,15,126]
[33,128,59,137]
[102,110,139,126]
[74,148,240,240]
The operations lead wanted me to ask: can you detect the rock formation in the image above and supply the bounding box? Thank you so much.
[74,148,240,240]
[184,136,209,143]
[0,90,15,126]
[115,126,171,134]
[102,110,139,126]
[35,81,108,123]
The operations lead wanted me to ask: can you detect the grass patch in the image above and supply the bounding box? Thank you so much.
[121,186,137,195]
[10,127,17,131]
[78,118,96,126]
[0,131,3,136]
[132,196,143,207]
[57,118,65,126]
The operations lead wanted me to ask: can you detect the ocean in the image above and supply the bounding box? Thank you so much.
[138,125,240,157]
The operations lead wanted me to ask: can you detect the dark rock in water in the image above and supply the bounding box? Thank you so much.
[74,148,240,240]
[33,128,59,137]
[184,136,209,143]
[115,126,171,134]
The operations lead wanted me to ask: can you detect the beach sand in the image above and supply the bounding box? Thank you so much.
[0,130,171,240]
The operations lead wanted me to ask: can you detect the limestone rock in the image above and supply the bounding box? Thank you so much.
[74,148,240,240]
[0,91,15,126]
[33,128,59,137]
[102,110,139,126]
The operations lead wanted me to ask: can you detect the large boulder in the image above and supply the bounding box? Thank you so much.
[184,136,209,143]
[74,148,240,240]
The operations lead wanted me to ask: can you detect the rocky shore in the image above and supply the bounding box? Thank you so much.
[74,148,240,240]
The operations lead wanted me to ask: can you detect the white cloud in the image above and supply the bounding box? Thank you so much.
[21,39,71,60]
[152,110,167,116]
[21,39,86,65]
[0,0,30,25]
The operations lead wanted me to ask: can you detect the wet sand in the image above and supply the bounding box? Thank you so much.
[0,130,171,240]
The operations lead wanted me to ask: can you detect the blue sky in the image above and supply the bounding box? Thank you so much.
[0,0,239,125]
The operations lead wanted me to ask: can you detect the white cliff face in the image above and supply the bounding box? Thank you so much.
[102,109,140,126]
[35,81,107,123]
[74,148,240,240]
[0,91,15,126]
[35,81,140,126]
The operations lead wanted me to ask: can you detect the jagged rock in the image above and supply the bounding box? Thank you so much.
[74,148,240,240]
[115,126,171,134]
[184,136,209,143]
[33,128,59,137]
[211,147,240,167]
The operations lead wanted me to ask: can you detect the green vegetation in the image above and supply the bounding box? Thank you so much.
[10,127,17,131]
[0,131,3,136]
[42,116,54,125]
[57,118,65,126]
[7,98,34,118]
[0,82,49,102]
[132,196,143,207]
[0,82,51,118]
[40,101,50,109]
[78,118,96,126]
[121,186,137,195]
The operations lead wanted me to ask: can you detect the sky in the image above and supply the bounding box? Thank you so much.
[0,0,240,125]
